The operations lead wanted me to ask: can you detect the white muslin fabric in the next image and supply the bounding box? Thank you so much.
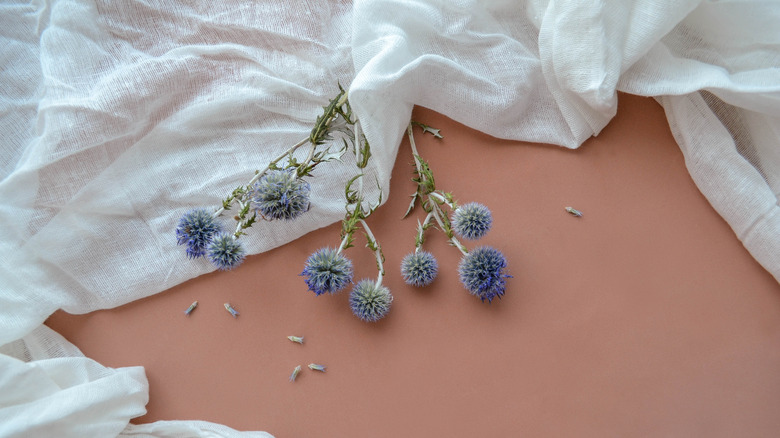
[0,0,778,436]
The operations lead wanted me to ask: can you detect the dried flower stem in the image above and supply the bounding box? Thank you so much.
[354,120,366,194]
[336,232,350,253]
[429,191,456,211]
[359,219,385,286]
[406,123,468,256]
[430,203,468,255]
[414,212,435,253]
[334,119,385,283]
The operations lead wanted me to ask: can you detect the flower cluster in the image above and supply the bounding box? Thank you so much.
[176,88,511,325]
[302,208,390,321]
[175,168,312,271]
[300,116,392,321]
[401,123,511,303]
[176,87,351,270]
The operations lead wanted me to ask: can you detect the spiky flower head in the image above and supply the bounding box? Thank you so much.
[301,247,354,295]
[349,280,393,322]
[451,202,493,240]
[251,169,311,221]
[400,251,439,287]
[207,232,246,270]
[458,246,511,303]
[176,208,222,258]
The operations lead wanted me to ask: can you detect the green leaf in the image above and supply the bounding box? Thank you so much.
[356,135,371,169]
[344,174,363,204]
[296,163,316,178]
[242,213,257,229]
[364,232,377,251]
[403,192,419,218]
[411,121,443,139]
[412,154,436,195]
[310,87,348,146]
[314,144,347,163]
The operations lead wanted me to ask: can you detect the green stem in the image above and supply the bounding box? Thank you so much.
[430,202,468,256]
[407,122,467,256]
[359,219,385,286]
[336,232,350,254]
[415,212,434,253]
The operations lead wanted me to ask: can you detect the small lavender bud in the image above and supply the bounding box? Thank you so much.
[175,208,222,258]
[287,335,304,344]
[349,280,393,322]
[207,233,246,270]
[400,251,439,287]
[251,169,311,221]
[289,365,302,382]
[301,247,354,295]
[451,202,492,240]
[458,246,511,303]
[308,363,327,372]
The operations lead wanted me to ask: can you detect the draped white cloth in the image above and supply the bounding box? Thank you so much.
[1,0,778,436]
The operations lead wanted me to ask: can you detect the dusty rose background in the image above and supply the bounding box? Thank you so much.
[47,94,780,437]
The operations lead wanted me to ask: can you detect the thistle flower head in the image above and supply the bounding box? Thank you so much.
[207,233,246,270]
[349,280,393,322]
[175,208,222,258]
[251,169,311,221]
[451,202,492,240]
[400,251,439,287]
[301,247,353,295]
[458,246,511,303]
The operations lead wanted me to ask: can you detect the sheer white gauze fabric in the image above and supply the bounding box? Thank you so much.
[0,0,777,436]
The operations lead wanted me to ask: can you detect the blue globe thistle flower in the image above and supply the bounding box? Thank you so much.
[400,251,439,287]
[207,233,246,270]
[349,280,393,322]
[301,247,354,295]
[451,202,493,240]
[251,169,311,221]
[458,246,511,303]
[176,208,222,258]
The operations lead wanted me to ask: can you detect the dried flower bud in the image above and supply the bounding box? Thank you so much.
[175,209,222,258]
[400,251,439,287]
[458,246,511,303]
[451,202,492,240]
[208,233,246,270]
[251,169,310,221]
[349,280,393,322]
[301,247,354,295]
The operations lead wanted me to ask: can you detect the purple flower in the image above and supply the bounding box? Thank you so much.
[349,280,393,322]
[175,208,222,258]
[400,251,438,287]
[252,169,311,221]
[301,247,353,295]
[458,246,511,303]
[451,202,492,240]
[207,233,246,270]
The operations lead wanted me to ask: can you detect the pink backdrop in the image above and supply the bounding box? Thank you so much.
[47,94,780,437]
